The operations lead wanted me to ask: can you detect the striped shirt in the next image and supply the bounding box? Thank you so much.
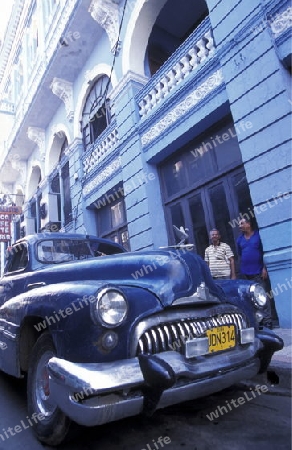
[204,242,234,278]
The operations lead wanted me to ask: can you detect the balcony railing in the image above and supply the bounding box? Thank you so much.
[82,121,119,176]
[137,16,216,119]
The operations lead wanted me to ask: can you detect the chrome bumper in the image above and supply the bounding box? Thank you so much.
[48,337,263,427]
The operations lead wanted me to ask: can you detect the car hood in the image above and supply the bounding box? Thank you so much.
[36,248,225,307]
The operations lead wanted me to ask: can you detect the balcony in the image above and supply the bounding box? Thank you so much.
[82,120,119,178]
[136,16,216,120]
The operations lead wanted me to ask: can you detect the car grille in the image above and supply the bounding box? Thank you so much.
[136,313,246,356]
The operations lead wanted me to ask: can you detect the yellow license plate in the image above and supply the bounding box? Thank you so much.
[206,325,236,353]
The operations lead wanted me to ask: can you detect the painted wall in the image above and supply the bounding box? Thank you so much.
[206,0,292,326]
[1,0,291,325]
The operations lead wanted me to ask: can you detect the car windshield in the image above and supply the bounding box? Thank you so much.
[36,239,123,263]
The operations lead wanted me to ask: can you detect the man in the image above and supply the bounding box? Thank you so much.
[236,218,277,329]
[205,229,236,279]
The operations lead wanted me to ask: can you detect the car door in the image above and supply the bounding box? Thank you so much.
[0,243,29,306]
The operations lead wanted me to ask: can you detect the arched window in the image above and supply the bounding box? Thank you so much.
[50,135,72,227]
[81,75,112,150]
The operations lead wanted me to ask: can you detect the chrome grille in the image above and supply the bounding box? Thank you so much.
[136,313,247,356]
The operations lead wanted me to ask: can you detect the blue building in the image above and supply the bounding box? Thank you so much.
[0,0,291,325]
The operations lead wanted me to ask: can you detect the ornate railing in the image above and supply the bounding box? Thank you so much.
[137,16,216,119]
[82,121,119,176]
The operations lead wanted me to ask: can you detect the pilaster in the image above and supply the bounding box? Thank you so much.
[113,73,168,250]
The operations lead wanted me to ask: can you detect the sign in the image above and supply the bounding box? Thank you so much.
[0,213,11,242]
[0,205,22,215]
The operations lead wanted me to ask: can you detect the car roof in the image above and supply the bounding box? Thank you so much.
[14,233,126,251]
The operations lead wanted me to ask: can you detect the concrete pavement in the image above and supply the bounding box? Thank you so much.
[268,328,291,391]
[239,328,291,393]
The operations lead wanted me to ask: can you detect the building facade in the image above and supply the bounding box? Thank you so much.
[0,0,291,325]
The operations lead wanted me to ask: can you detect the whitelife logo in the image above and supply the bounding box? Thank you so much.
[140,436,171,450]
[206,384,269,421]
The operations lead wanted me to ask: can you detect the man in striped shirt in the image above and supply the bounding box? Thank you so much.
[205,229,236,279]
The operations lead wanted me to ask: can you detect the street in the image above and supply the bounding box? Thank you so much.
[0,371,290,450]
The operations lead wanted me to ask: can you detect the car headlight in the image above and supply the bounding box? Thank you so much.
[94,288,128,327]
[249,284,267,308]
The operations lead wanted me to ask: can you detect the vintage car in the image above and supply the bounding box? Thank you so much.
[0,232,283,445]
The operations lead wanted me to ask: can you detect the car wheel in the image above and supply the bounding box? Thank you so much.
[27,333,71,445]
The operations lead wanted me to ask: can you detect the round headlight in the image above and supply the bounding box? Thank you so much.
[250,284,267,307]
[97,288,127,327]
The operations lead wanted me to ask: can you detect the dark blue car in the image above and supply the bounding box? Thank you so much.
[0,233,283,445]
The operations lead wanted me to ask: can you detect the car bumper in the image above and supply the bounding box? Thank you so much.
[47,336,268,427]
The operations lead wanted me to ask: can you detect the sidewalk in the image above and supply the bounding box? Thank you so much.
[238,328,291,393]
[268,328,291,390]
[269,328,292,367]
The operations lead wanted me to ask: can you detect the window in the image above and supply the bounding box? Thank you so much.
[90,188,130,251]
[189,193,209,257]
[29,193,42,233]
[81,76,112,150]
[50,136,72,227]
[98,199,130,250]
[164,171,252,260]
[13,47,23,103]
[164,159,187,197]
[161,117,244,201]
[6,244,28,273]
[160,119,253,262]
[27,7,38,70]
[51,173,61,221]
[62,162,72,225]
[37,238,125,264]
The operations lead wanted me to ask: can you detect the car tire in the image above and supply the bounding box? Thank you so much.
[27,333,72,445]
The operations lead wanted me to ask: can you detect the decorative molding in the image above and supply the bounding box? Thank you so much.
[83,156,121,196]
[141,69,224,147]
[89,0,121,53]
[83,127,119,175]
[84,63,115,84]
[27,127,45,159]
[270,6,292,37]
[11,159,25,175]
[50,77,74,121]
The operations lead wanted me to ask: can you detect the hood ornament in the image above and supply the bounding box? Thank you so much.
[172,281,219,305]
[196,282,210,301]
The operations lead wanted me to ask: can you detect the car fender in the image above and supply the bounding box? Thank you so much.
[0,282,163,374]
